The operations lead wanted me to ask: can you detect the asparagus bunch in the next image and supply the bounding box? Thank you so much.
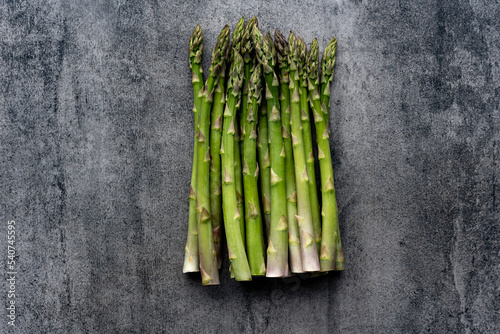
[184,19,344,284]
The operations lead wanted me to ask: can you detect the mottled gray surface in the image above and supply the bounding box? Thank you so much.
[1,0,499,333]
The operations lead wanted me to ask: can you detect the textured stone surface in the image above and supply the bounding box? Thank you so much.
[1,0,499,333]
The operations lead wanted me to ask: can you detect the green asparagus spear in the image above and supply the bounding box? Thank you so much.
[184,25,204,273]
[308,38,343,272]
[222,50,252,281]
[320,38,344,270]
[243,63,266,276]
[228,17,247,246]
[336,231,344,270]
[196,25,230,285]
[298,37,322,255]
[232,17,246,57]
[254,27,289,277]
[257,102,271,238]
[208,18,244,271]
[251,20,269,240]
[209,57,228,270]
[234,17,259,259]
[288,32,320,272]
[234,127,245,246]
[275,29,303,273]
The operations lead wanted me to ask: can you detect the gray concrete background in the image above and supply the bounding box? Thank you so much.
[1,0,499,333]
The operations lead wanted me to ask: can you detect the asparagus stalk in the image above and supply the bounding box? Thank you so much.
[288,32,320,272]
[243,63,266,275]
[275,30,303,273]
[209,57,228,270]
[221,50,252,281]
[297,37,322,255]
[307,38,343,272]
[238,16,259,254]
[184,25,204,273]
[252,20,270,240]
[254,27,289,277]
[229,18,247,245]
[208,18,244,271]
[320,38,344,270]
[196,25,230,285]
[257,102,271,238]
